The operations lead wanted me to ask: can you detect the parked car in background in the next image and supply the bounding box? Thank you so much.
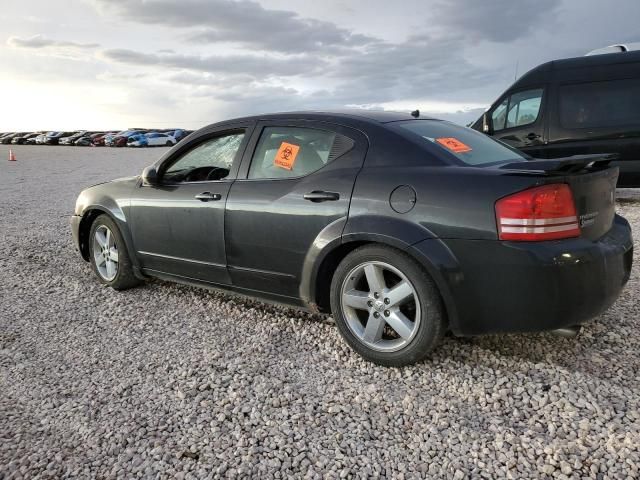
[164,129,191,142]
[71,110,633,366]
[44,132,75,145]
[126,133,148,148]
[0,133,15,144]
[59,131,88,146]
[75,132,105,146]
[471,50,640,187]
[1,132,28,144]
[35,133,51,145]
[12,132,41,144]
[128,132,176,147]
[106,130,144,147]
[92,132,115,146]
[27,134,45,145]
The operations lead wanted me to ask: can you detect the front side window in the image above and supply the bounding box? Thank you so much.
[492,88,543,131]
[505,89,543,128]
[248,126,347,179]
[559,78,640,129]
[163,132,245,183]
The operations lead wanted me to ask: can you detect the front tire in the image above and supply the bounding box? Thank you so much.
[330,245,445,366]
[89,214,141,290]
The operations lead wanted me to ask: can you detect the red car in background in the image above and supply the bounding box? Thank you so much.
[92,132,116,147]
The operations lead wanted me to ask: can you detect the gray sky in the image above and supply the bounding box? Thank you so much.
[2,0,639,131]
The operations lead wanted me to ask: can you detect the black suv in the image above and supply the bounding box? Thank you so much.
[471,51,640,187]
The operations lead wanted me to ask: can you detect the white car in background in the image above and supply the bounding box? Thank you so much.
[128,132,177,147]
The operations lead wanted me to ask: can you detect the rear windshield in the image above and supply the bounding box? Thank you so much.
[394,120,527,166]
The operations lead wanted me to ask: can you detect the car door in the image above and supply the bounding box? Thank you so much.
[489,87,546,157]
[148,134,160,146]
[129,125,252,284]
[225,120,367,299]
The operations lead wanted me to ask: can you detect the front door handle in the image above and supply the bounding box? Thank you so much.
[195,192,222,202]
[525,132,540,140]
[303,191,340,202]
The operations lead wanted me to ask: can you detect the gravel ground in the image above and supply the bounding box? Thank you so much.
[1,145,639,479]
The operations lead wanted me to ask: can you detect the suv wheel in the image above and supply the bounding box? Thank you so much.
[330,245,445,366]
[89,214,141,290]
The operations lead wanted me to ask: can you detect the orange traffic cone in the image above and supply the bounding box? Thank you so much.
[8,149,16,161]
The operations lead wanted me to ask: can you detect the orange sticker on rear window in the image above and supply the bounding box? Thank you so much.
[273,142,300,170]
[436,137,472,153]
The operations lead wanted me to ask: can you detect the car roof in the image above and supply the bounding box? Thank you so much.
[210,109,438,128]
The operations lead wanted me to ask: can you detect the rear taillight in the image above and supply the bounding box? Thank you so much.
[495,183,580,241]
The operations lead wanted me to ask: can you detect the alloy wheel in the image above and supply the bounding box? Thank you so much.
[92,225,119,281]
[340,261,421,352]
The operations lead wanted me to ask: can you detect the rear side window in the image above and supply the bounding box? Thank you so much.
[395,120,527,166]
[248,126,354,179]
[559,78,640,129]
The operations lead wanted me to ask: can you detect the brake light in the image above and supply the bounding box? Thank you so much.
[495,184,580,241]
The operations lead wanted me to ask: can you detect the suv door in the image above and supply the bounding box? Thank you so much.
[129,125,252,284]
[488,87,546,156]
[225,121,367,299]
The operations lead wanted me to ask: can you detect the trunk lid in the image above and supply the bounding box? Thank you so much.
[499,154,618,241]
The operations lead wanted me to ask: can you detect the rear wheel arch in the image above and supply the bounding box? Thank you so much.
[312,235,455,330]
[313,240,371,313]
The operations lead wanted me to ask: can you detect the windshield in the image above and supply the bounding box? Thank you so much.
[394,120,527,166]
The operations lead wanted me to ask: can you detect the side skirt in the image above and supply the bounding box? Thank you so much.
[141,268,313,313]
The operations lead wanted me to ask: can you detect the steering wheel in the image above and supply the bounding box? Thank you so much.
[206,167,229,181]
[184,167,212,182]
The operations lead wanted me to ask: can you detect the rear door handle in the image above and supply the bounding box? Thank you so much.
[303,191,340,202]
[525,132,540,140]
[195,192,222,201]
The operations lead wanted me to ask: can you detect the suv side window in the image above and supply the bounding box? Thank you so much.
[248,126,352,179]
[558,78,640,129]
[491,98,509,131]
[163,132,245,183]
[492,88,543,131]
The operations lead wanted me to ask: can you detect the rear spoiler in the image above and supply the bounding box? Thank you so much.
[500,154,618,175]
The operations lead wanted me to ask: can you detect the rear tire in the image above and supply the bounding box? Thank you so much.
[330,245,445,366]
[166,141,173,146]
[88,214,141,290]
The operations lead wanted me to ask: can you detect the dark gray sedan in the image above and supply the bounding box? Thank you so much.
[72,110,633,366]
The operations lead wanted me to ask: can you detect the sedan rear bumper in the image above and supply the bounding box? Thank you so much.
[413,215,633,336]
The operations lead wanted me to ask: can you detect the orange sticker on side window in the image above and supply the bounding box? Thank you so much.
[436,137,472,153]
[273,142,300,170]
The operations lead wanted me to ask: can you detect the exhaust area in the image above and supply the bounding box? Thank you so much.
[551,325,583,338]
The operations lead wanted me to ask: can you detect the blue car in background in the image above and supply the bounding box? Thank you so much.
[128,132,177,147]
[164,129,191,142]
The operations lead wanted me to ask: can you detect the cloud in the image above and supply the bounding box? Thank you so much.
[93,0,377,54]
[99,48,325,77]
[430,0,561,42]
[7,34,99,49]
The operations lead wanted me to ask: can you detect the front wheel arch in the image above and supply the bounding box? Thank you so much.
[78,209,105,261]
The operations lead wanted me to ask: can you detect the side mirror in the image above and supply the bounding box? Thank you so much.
[141,166,158,186]
[482,112,493,135]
